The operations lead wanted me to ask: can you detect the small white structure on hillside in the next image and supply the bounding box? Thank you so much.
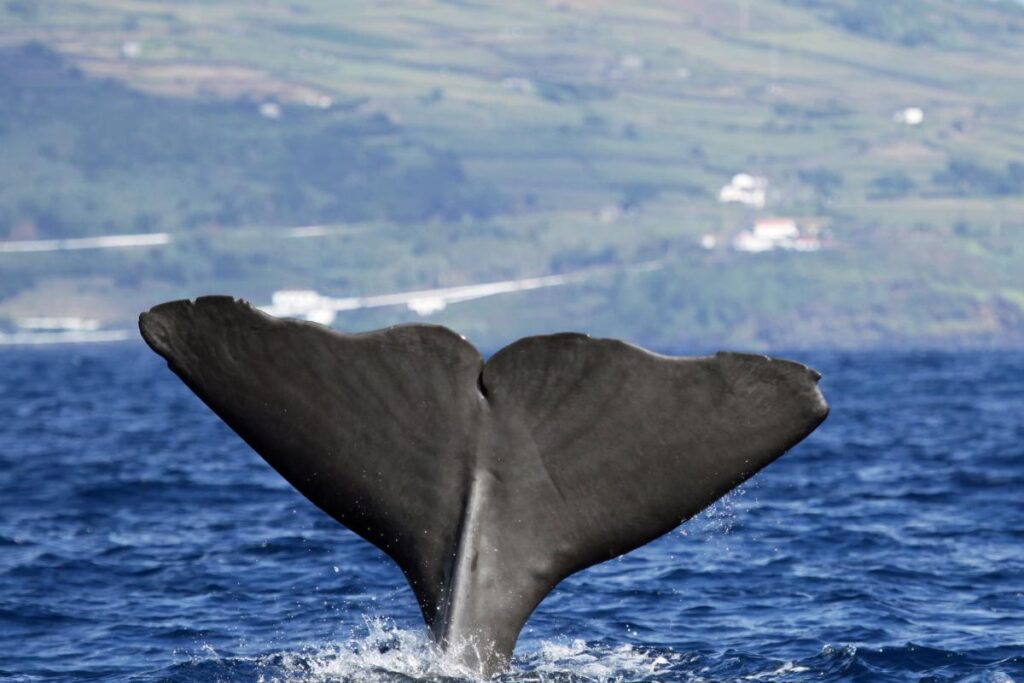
[718,173,768,209]
[263,290,337,325]
[619,54,646,71]
[121,41,141,59]
[732,217,820,253]
[258,101,283,120]
[597,204,622,224]
[894,107,924,126]
[406,297,448,316]
[753,217,798,241]
[304,94,333,109]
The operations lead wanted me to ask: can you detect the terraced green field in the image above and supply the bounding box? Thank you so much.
[1,0,1022,349]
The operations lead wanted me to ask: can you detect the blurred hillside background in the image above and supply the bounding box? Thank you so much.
[1,0,1022,351]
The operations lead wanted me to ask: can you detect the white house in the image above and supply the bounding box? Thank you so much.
[258,101,283,120]
[894,107,924,126]
[731,231,774,253]
[262,290,337,324]
[732,217,820,253]
[718,173,768,208]
[753,217,798,241]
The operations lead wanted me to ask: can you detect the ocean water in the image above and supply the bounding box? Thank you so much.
[0,344,1021,682]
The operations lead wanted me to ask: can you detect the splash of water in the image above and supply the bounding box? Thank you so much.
[252,617,478,682]
[678,484,752,541]
[509,638,678,682]
[177,618,685,683]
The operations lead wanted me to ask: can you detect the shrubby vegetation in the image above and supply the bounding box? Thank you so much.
[783,0,1024,46]
[798,168,844,200]
[0,44,503,239]
[830,2,943,46]
[932,159,1024,197]
[4,0,37,20]
[869,171,916,199]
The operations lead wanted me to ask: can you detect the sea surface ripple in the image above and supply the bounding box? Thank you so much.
[0,345,1021,682]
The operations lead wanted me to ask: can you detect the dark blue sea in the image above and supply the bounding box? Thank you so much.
[1,344,1021,682]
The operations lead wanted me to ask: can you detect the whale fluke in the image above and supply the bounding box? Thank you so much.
[139,296,828,676]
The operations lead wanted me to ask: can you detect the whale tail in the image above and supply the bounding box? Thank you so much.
[140,296,828,676]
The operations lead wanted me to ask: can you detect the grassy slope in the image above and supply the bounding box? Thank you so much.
[0,0,1022,349]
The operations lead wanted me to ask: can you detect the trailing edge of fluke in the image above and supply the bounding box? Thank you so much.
[139,296,829,677]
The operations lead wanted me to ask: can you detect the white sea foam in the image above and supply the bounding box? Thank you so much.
[251,617,481,682]
[514,638,680,681]
[186,618,693,682]
[741,660,811,680]
[189,619,998,683]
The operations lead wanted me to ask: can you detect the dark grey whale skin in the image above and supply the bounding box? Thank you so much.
[139,296,829,677]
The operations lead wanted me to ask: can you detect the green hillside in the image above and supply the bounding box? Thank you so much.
[0,0,1022,349]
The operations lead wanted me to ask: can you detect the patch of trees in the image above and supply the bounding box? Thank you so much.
[549,245,619,273]
[535,80,613,104]
[869,171,915,199]
[830,2,942,46]
[799,167,844,200]
[0,43,506,238]
[783,0,1024,47]
[773,99,851,121]
[4,0,38,20]
[933,158,1024,197]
